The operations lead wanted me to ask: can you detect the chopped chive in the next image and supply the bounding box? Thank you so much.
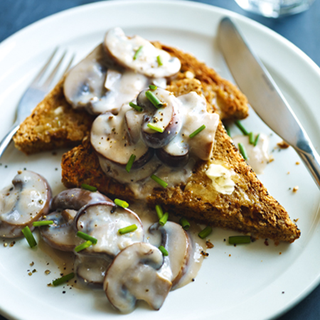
[235,120,249,136]
[155,204,164,219]
[125,154,136,173]
[189,125,206,138]
[147,123,164,133]
[149,84,157,90]
[32,220,54,227]
[159,212,169,226]
[133,45,143,60]
[114,198,129,208]
[157,55,163,66]
[254,133,260,147]
[145,90,163,108]
[129,102,143,112]
[151,174,168,188]
[198,226,212,239]
[118,224,137,235]
[179,217,190,231]
[228,235,251,245]
[76,231,98,245]
[81,184,97,192]
[52,272,75,286]
[159,245,168,256]
[249,132,255,145]
[74,240,92,253]
[21,226,37,248]
[238,143,248,160]
[225,126,231,137]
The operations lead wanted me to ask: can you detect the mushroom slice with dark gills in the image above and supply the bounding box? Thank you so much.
[148,222,191,287]
[74,254,112,287]
[0,171,51,238]
[91,104,158,183]
[137,88,181,149]
[104,27,181,78]
[74,202,144,258]
[63,44,149,115]
[40,209,78,252]
[50,188,113,212]
[104,242,172,313]
[156,92,220,167]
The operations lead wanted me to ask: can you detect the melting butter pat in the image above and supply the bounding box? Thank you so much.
[206,164,235,195]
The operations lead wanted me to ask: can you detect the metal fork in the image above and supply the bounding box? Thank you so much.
[0,48,74,158]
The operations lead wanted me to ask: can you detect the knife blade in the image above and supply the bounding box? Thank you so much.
[218,17,320,189]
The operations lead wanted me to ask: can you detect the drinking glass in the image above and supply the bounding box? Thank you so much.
[234,0,315,17]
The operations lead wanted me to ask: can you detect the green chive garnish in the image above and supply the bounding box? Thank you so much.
[159,245,168,256]
[225,126,231,137]
[151,174,168,188]
[81,184,97,192]
[235,120,249,135]
[129,102,143,112]
[74,240,92,253]
[249,132,255,145]
[179,217,190,231]
[254,134,260,147]
[159,212,169,226]
[76,231,98,245]
[145,90,163,108]
[114,198,129,208]
[149,84,157,90]
[238,143,248,160]
[21,226,37,248]
[133,45,143,60]
[228,235,251,245]
[157,55,163,66]
[147,123,164,133]
[126,154,136,173]
[32,220,54,227]
[155,204,164,219]
[118,224,138,235]
[189,125,206,138]
[198,226,212,239]
[52,272,75,286]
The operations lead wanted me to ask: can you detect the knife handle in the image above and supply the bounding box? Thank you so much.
[294,141,320,189]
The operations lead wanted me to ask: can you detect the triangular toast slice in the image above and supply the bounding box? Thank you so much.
[61,80,300,243]
[13,43,248,155]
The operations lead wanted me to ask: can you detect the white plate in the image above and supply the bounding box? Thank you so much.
[0,1,320,319]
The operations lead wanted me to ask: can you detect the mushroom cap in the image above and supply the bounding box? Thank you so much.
[104,242,172,313]
[0,171,51,238]
[104,27,181,78]
[74,202,144,258]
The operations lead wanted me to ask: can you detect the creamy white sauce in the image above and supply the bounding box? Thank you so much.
[232,133,270,174]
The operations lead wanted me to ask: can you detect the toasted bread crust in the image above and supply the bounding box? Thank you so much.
[13,43,248,155]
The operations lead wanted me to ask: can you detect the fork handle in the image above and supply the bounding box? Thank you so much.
[0,122,20,159]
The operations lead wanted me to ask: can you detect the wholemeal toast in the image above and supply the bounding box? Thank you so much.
[13,35,300,243]
[61,74,300,243]
[13,43,248,155]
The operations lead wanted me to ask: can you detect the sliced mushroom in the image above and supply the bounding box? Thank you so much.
[104,242,172,313]
[104,27,181,78]
[137,88,181,149]
[40,209,78,252]
[64,44,149,115]
[74,202,144,258]
[0,171,51,238]
[91,103,154,173]
[176,92,220,161]
[50,188,112,212]
[74,254,112,287]
[149,222,191,287]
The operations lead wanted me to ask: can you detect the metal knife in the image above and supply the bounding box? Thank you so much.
[218,17,320,189]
